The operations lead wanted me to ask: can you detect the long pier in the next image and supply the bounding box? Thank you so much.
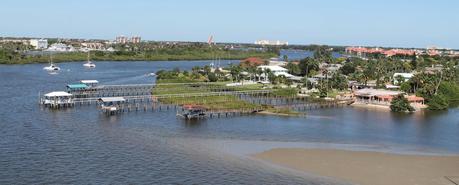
[70,84,156,98]
[73,90,273,104]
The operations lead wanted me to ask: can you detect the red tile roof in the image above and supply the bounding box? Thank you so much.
[346,47,415,56]
[240,57,265,66]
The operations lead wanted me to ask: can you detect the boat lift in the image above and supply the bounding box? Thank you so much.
[98,97,126,115]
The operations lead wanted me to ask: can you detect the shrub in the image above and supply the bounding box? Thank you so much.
[390,95,415,112]
[428,94,449,110]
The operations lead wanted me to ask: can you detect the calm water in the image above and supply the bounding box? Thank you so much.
[1,61,458,185]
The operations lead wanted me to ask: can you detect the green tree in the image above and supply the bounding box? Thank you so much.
[207,72,218,82]
[340,62,355,75]
[330,73,348,90]
[390,95,415,112]
[283,55,288,62]
[394,75,405,85]
[427,94,449,110]
[285,62,301,75]
[400,82,411,93]
[299,57,319,77]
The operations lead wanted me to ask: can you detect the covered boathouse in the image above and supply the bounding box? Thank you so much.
[41,91,74,108]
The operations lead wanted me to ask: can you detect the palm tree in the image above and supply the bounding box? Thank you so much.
[230,65,241,82]
[256,67,263,82]
[266,68,273,82]
[203,65,211,75]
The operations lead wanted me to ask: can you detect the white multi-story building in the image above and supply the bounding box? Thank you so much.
[116,36,128,44]
[255,40,288,46]
[46,43,75,52]
[29,39,48,49]
[131,36,141,43]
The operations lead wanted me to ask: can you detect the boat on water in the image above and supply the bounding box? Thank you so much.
[43,64,60,71]
[83,52,96,68]
[177,104,207,120]
[43,55,60,71]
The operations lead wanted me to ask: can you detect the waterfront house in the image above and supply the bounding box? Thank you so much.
[353,88,425,109]
[257,65,294,78]
[240,57,266,67]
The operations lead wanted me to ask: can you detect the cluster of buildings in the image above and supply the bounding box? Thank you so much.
[345,47,416,57]
[239,57,301,81]
[238,56,430,111]
[255,40,288,46]
[344,46,455,57]
[1,35,144,52]
[115,36,141,44]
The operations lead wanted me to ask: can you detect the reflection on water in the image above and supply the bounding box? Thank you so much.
[0,61,458,184]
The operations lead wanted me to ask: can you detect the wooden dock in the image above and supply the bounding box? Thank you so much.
[40,81,352,117]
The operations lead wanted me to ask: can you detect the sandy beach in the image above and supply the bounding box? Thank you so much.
[254,148,459,185]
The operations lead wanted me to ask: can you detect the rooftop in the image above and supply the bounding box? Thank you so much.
[98,97,126,102]
[67,84,89,89]
[354,88,403,97]
[257,65,288,71]
[44,91,73,97]
[80,80,99,84]
[393,73,414,78]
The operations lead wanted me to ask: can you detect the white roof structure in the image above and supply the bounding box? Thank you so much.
[386,84,400,89]
[98,97,126,102]
[354,89,402,97]
[257,65,288,72]
[44,91,73,97]
[80,80,99,84]
[276,72,294,78]
[393,73,414,78]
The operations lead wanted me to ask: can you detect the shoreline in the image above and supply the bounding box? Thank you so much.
[185,138,459,184]
[253,148,459,185]
[0,58,242,65]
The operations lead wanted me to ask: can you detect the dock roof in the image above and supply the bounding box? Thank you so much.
[80,80,99,84]
[44,91,73,97]
[67,84,89,89]
[98,97,126,102]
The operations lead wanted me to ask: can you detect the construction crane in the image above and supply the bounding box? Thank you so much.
[207,35,214,46]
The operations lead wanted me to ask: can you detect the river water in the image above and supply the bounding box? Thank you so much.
[1,61,458,185]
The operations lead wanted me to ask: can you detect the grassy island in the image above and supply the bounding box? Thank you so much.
[152,68,301,116]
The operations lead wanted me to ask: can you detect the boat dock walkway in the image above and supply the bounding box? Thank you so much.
[40,81,352,117]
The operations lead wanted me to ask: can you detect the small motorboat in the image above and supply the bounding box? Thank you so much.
[177,105,207,120]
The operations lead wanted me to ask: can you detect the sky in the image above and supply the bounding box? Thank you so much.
[1,0,459,48]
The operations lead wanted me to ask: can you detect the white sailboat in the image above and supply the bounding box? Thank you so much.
[43,55,60,71]
[83,52,96,68]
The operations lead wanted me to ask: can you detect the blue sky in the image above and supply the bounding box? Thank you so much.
[1,0,458,48]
